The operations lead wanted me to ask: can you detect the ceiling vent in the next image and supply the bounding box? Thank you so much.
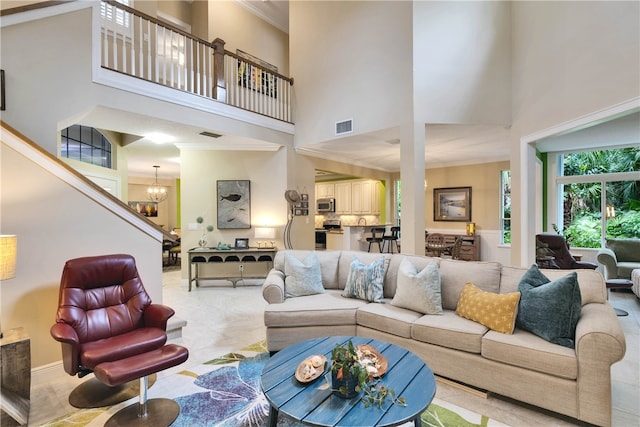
[199,131,222,138]
[385,138,400,145]
[335,119,353,136]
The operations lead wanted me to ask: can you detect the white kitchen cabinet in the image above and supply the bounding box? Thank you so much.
[316,183,335,199]
[351,181,373,214]
[334,182,352,214]
[326,232,345,250]
[371,181,381,214]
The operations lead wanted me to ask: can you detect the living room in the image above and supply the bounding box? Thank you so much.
[1,0,639,426]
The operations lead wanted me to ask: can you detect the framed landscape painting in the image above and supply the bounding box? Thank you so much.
[434,187,472,222]
[217,180,251,229]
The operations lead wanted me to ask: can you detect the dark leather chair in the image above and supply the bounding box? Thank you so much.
[50,254,189,426]
[535,233,598,269]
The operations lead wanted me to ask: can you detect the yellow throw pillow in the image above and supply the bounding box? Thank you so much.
[456,282,521,334]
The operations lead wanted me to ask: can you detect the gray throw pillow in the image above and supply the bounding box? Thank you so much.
[391,258,443,314]
[284,252,325,298]
[342,256,386,302]
[516,264,582,348]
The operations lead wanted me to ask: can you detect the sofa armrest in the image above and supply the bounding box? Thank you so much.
[574,302,626,426]
[596,248,618,279]
[262,269,285,304]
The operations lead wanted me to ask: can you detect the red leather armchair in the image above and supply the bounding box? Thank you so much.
[536,234,598,270]
[51,254,188,426]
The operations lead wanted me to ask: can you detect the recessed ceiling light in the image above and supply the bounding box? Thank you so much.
[146,132,174,144]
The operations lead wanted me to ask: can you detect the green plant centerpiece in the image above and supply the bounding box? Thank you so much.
[329,340,406,408]
[196,216,214,247]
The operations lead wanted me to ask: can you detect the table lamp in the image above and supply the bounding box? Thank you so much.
[0,235,17,338]
[255,227,276,248]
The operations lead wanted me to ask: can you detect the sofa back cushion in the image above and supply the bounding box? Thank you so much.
[338,251,392,291]
[275,250,341,289]
[606,238,640,262]
[440,260,502,310]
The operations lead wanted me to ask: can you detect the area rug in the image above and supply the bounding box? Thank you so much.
[42,341,509,427]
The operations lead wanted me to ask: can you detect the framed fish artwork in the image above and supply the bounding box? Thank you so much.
[217,180,251,229]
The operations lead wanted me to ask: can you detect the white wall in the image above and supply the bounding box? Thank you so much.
[413,1,511,124]
[510,1,640,266]
[290,1,414,145]
[1,141,161,368]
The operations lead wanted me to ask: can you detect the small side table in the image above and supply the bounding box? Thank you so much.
[0,327,30,426]
[605,279,633,317]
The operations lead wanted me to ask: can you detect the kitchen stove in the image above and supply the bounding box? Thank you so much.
[315,220,342,249]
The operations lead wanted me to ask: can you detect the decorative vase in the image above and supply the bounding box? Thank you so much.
[198,235,207,248]
[331,369,359,398]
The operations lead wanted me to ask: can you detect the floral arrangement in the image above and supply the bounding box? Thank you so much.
[329,340,405,408]
[196,216,214,247]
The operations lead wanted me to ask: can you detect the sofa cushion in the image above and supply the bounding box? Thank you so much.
[517,265,581,348]
[385,255,440,298]
[275,250,341,289]
[284,252,325,298]
[338,251,392,291]
[390,258,442,315]
[606,238,640,262]
[439,260,502,310]
[356,302,422,339]
[455,282,520,334]
[412,310,487,354]
[263,290,368,327]
[482,330,577,380]
[342,255,387,302]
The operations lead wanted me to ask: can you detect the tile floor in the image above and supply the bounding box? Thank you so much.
[23,269,640,427]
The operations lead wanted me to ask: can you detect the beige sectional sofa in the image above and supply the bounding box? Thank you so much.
[262,250,626,426]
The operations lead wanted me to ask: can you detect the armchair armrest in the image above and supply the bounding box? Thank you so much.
[50,323,81,375]
[262,269,285,304]
[596,248,618,279]
[144,304,176,330]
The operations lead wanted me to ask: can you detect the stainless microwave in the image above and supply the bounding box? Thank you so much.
[317,198,335,212]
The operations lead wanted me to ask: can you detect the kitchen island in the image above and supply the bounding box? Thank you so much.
[340,224,393,252]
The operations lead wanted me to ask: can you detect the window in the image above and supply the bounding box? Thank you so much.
[395,180,402,226]
[61,125,113,169]
[500,170,511,244]
[556,147,640,248]
[100,0,132,37]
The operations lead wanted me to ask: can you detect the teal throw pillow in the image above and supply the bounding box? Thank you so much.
[516,264,582,348]
[342,256,386,302]
[391,258,443,314]
[284,252,325,298]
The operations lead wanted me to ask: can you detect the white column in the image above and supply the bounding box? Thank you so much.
[399,121,426,255]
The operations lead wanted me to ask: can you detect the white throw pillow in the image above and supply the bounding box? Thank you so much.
[284,252,325,298]
[391,258,443,314]
[342,256,386,302]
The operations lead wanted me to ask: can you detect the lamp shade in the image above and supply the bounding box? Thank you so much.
[0,235,17,280]
[255,227,276,239]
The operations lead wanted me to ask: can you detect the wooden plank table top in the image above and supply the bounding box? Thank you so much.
[260,336,435,427]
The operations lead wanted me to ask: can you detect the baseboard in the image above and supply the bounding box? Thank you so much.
[435,375,490,399]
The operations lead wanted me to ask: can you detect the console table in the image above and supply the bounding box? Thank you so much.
[187,247,277,291]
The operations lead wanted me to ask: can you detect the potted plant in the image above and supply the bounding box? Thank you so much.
[196,216,214,247]
[329,340,406,408]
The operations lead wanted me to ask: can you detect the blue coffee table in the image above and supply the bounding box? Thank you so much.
[260,336,436,426]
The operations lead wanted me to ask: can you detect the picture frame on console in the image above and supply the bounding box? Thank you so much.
[434,187,472,222]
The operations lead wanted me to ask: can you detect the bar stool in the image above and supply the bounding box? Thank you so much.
[366,228,386,252]
[382,226,400,253]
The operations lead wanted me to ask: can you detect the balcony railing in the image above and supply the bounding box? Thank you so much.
[100,0,293,122]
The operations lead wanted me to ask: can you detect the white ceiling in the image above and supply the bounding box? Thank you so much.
[107,2,638,181]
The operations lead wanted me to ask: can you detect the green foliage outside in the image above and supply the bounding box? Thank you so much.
[562,147,640,248]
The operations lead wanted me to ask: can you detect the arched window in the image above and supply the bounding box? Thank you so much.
[60,125,113,169]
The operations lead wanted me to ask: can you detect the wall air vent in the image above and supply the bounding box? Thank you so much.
[335,119,353,136]
[385,138,400,145]
[200,131,222,138]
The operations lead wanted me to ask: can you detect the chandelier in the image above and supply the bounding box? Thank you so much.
[147,165,168,202]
